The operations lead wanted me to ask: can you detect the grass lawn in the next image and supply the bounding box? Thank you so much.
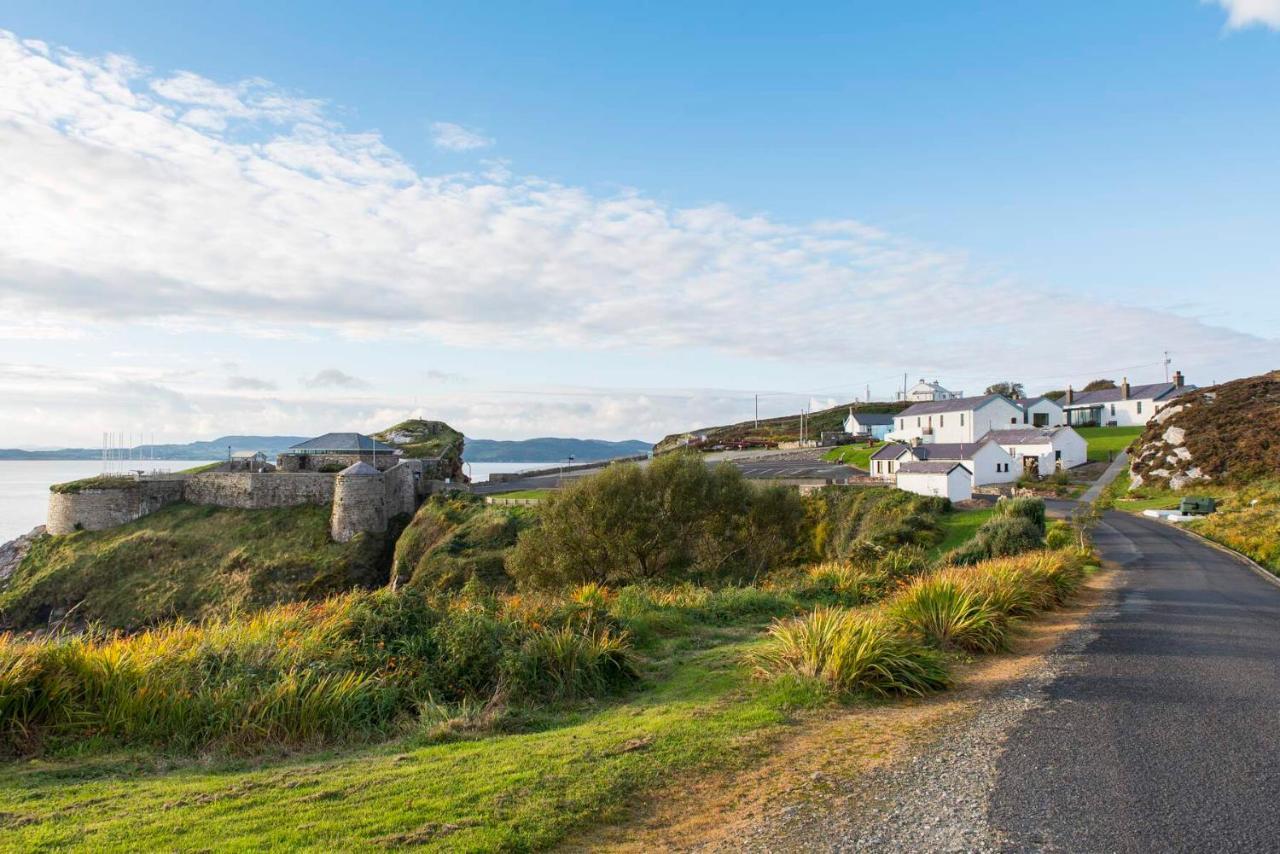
[489,489,552,500]
[1075,426,1144,462]
[0,629,814,852]
[822,442,885,470]
[931,507,996,558]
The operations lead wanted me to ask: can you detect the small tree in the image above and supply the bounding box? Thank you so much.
[985,381,1026,399]
[1082,379,1117,392]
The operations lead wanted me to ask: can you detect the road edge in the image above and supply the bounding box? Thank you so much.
[1149,517,1280,592]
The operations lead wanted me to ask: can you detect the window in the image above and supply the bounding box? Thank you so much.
[960,413,965,426]
[1137,401,1143,414]
[899,419,904,430]
[939,415,944,427]
[917,417,922,427]
[1055,450,1062,461]
[1110,404,1115,416]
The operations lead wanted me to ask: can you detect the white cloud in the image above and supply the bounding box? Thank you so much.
[430,121,494,151]
[0,29,1275,402]
[1210,0,1280,29]
[303,368,368,389]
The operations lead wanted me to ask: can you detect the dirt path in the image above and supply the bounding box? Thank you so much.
[564,568,1116,852]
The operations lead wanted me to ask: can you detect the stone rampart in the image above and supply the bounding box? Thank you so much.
[46,478,186,535]
[383,462,418,519]
[183,472,336,509]
[331,466,387,542]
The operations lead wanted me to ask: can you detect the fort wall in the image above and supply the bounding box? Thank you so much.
[183,472,335,509]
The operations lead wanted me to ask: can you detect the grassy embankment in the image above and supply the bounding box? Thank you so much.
[0,504,388,630]
[821,442,885,470]
[488,489,552,501]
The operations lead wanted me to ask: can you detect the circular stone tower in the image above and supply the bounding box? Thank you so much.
[330,461,387,542]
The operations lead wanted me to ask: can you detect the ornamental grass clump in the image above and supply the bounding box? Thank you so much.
[888,576,1009,653]
[754,607,948,698]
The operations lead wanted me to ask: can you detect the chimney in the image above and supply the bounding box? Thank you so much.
[1121,377,1130,400]
[1066,385,1074,405]
[1173,370,1184,388]
[910,436,922,448]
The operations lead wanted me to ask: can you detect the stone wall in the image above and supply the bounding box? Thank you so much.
[278,452,401,472]
[46,478,186,535]
[331,470,387,542]
[383,462,418,519]
[183,472,336,509]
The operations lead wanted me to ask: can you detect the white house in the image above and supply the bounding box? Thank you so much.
[897,378,963,402]
[896,461,973,502]
[1062,372,1195,428]
[983,427,1088,477]
[870,439,1016,486]
[843,410,896,440]
[1018,396,1065,428]
[886,394,1025,445]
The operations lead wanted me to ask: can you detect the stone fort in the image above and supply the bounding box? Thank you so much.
[47,433,449,542]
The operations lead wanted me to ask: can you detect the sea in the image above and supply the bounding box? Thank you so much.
[0,460,562,544]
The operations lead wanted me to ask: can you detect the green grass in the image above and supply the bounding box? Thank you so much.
[0,629,804,852]
[47,476,136,494]
[490,489,552,500]
[931,508,995,558]
[822,442,885,470]
[1076,426,1144,462]
[176,461,224,474]
[0,503,388,630]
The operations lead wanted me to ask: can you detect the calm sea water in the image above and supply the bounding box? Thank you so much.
[0,460,562,544]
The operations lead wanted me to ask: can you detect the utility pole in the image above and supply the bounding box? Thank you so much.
[754,394,758,428]
[1163,350,1171,383]
[866,384,871,404]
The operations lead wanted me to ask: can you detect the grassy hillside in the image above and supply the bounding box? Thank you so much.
[373,419,465,479]
[0,503,389,630]
[654,401,906,454]
[391,496,535,591]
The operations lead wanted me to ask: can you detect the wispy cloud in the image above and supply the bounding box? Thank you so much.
[1210,0,1280,30]
[226,375,277,391]
[430,121,494,151]
[303,368,368,389]
[0,29,1274,390]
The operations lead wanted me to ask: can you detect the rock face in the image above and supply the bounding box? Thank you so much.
[373,419,465,481]
[1129,370,1280,490]
[0,527,44,588]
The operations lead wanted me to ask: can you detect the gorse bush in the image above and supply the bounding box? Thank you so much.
[994,497,1047,533]
[889,576,1009,652]
[506,454,809,588]
[753,608,948,698]
[809,487,948,558]
[946,509,1045,566]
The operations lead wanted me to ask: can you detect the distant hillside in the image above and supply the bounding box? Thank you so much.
[463,437,651,462]
[1130,370,1280,490]
[654,401,907,454]
[373,419,465,479]
[0,436,307,461]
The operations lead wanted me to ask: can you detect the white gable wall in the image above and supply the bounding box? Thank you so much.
[994,429,1088,476]
[889,397,1024,444]
[932,441,1016,486]
[870,447,913,480]
[1022,398,1065,427]
[896,468,972,502]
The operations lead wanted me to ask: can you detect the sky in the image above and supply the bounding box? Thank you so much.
[1,1,1278,447]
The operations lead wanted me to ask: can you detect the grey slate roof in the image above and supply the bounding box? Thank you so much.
[982,428,1059,445]
[897,461,971,475]
[1017,396,1061,409]
[1064,383,1194,407]
[338,461,381,476]
[870,441,994,462]
[846,412,896,426]
[286,432,399,454]
[897,394,1008,417]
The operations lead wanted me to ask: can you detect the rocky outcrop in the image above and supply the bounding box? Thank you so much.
[373,419,466,481]
[0,527,44,588]
[1129,371,1280,490]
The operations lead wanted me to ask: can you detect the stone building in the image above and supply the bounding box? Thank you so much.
[277,432,402,472]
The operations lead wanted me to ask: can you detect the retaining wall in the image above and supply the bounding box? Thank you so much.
[183,472,335,509]
[46,479,186,535]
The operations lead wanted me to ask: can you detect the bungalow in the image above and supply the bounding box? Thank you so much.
[277,432,403,472]
[1061,371,1195,428]
[895,461,973,503]
[842,410,896,441]
[1018,396,1065,428]
[886,394,1025,445]
[870,439,1016,486]
[897,378,963,402]
[982,426,1088,477]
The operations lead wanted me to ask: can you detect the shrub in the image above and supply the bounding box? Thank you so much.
[947,515,1044,566]
[754,608,948,697]
[506,625,638,700]
[889,576,1008,652]
[995,497,1046,533]
[506,454,809,589]
[1044,521,1074,550]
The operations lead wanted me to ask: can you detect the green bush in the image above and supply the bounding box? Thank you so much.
[506,625,638,700]
[1044,520,1074,550]
[946,515,1045,566]
[506,454,809,589]
[995,497,1046,533]
[889,576,1009,653]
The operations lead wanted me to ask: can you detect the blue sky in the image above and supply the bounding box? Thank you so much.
[0,2,1277,445]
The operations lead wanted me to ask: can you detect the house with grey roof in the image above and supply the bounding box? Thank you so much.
[886,394,1025,445]
[1061,371,1194,428]
[896,378,964,403]
[842,410,896,440]
[277,432,403,472]
[981,426,1087,477]
[871,438,1016,486]
[895,461,973,502]
[1017,396,1065,428]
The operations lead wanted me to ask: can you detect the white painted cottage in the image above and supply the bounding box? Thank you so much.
[983,427,1088,477]
[1062,372,1195,428]
[895,461,973,502]
[897,379,963,402]
[842,410,896,440]
[1017,396,1065,428]
[886,394,1025,445]
[870,439,1016,486]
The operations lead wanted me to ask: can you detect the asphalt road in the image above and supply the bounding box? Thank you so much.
[990,510,1280,851]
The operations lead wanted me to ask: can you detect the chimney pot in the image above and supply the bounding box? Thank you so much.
[1066,385,1074,405]
[1173,370,1184,388]
[1121,377,1130,400]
